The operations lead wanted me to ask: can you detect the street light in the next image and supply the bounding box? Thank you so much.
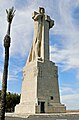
[0,7,15,120]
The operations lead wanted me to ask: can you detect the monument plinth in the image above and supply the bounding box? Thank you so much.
[15,7,66,114]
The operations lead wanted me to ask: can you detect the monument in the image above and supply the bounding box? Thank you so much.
[15,7,66,114]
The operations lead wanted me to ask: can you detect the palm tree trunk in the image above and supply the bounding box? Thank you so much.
[0,35,10,120]
[0,7,15,120]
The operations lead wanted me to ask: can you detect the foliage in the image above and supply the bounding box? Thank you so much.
[0,90,20,112]
[6,7,16,23]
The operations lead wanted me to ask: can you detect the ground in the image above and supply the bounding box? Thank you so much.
[5,113,79,120]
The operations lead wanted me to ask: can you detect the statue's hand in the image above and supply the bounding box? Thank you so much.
[6,7,16,23]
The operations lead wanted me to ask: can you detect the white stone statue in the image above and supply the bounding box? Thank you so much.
[32,8,45,60]
[27,7,54,63]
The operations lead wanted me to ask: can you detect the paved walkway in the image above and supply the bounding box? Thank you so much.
[5,113,79,120]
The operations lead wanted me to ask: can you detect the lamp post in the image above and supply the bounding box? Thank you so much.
[0,7,15,120]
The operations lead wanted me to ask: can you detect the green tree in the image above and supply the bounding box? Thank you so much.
[6,92,20,112]
[0,90,20,112]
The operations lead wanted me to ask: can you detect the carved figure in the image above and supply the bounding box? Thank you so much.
[32,8,45,60]
[27,7,54,63]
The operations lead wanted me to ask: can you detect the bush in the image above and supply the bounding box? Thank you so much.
[0,90,20,112]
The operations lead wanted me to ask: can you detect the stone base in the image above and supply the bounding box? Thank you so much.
[15,102,66,114]
[15,103,35,114]
[15,60,66,114]
[36,103,66,113]
[47,103,66,113]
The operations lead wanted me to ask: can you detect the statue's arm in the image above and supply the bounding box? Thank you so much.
[32,12,43,21]
[45,15,54,28]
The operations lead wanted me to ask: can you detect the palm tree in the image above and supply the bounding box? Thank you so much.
[0,7,15,120]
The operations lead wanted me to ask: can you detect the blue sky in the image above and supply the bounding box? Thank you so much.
[0,0,79,110]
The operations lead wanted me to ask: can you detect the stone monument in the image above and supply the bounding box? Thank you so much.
[15,7,66,114]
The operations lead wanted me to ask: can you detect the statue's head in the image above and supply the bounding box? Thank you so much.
[39,7,45,14]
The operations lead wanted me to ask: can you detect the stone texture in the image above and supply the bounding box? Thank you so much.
[15,7,66,114]
[15,60,66,113]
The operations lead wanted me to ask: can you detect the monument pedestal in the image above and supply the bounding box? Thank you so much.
[15,60,66,114]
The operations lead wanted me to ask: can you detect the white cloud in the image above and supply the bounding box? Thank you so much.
[61,94,79,110]
[50,45,79,71]
[60,84,79,110]
[10,7,34,57]
[50,0,79,71]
